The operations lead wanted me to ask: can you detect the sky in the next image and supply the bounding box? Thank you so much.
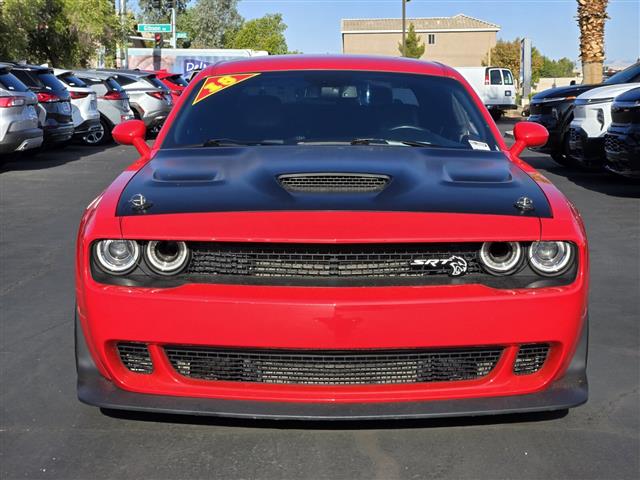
[135,0,640,65]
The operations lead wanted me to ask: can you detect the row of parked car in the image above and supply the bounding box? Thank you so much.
[0,62,189,155]
[528,61,640,179]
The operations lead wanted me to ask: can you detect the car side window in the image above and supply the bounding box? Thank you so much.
[489,70,503,85]
[114,75,135,86]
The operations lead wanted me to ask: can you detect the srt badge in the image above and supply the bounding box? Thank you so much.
[411,255,468,277]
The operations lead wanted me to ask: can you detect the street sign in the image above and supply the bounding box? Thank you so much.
[137,24,172,33]
[176,32,188,39]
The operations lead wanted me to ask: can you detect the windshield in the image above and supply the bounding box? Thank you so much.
[60,73,88,88]
[164,70,498,151]
[604,63,640,84]
[167,74,188,87]
[145,75,170,91]
[0,72,29,92]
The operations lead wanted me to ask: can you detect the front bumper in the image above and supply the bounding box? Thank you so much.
[604,126,640,178]
[77,312,588,420]
[528,114,562,154]
[568,127,605,168]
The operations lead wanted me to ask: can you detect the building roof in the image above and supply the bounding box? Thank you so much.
[341,14,500,33]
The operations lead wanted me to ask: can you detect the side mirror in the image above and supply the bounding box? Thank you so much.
[509,121,548,157]
[112,119,150,156]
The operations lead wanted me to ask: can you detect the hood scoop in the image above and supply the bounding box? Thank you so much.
[278,173,390,193]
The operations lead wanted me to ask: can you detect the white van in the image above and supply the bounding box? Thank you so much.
[454,67,517,120]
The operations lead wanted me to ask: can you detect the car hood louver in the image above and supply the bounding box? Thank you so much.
[117,146,552,218]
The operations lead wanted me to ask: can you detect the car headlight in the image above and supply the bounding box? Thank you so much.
[144,240,190,275]
[479,242,524,275]
[528,241,574,276]
[94,239,140,274]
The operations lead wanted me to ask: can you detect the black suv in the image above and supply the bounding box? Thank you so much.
[604,87,640,178]
[9,64,74,146]
[528,62,640,165]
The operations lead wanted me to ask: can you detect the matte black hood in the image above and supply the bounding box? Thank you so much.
[117,146,552,218]
[532,84,596,101]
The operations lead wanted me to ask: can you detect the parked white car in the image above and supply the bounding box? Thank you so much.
[74,70,135,145]
[454,67,517,120]
[53,69,101,145]
[568,82,640,168]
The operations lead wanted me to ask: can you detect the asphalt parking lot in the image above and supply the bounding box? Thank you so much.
[1,119,639,480]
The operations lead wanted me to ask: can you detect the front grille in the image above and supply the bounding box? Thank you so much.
[187,242,482,284]
[164,346,503,385]
[278,173,390,193]
[513,344,549,375]
[117,342,153,374]
[604,134,625,154]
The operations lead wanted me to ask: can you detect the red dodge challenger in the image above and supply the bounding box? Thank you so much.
[76,55,589,420]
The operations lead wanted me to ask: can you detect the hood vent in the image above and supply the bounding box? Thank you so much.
[278,173,390,193]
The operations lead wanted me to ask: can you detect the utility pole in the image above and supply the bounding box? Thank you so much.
[170,0,177,48]
[120,0,128,68]
[401,0,411,57]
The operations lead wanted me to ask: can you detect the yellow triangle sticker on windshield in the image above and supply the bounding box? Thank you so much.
[192,73,260,105]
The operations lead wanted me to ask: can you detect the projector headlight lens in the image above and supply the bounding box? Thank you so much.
[95,239,140,274]
[145,240,189,275]
[528,241,574,276]
[479,242,523,275]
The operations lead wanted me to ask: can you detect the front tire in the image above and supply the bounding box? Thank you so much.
[490,110,503,121]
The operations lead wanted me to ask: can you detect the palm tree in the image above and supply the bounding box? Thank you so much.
[577,0,609,84]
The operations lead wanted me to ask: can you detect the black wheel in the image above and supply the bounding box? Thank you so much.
[82,118,109,146]
[490,110,503,121]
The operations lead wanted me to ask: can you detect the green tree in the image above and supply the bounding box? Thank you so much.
[398,23,425,59]
[226,13,288,54]
[540,57,575,77]
[190,0,243,49]
[138,0,188,23]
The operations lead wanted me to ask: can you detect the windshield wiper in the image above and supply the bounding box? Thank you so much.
[202,138,282,147]
[350,138,438,147]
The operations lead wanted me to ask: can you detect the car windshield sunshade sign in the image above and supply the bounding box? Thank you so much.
[192,73,260,105]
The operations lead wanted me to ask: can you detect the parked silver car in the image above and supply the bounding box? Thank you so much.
[0,64,43,154]
[53,69,102,145]
[97,69,172,134]
[74,70,135,145]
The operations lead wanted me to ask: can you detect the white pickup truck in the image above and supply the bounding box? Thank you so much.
[455,67,517,120]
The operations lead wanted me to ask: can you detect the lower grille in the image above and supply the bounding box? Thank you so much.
[117,342,153,374]
[164,346,503,385]
[604,134,625,154]
[513,344,549,375]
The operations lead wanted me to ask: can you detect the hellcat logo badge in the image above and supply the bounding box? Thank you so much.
[129,193,152,211]
[410,255,468,276]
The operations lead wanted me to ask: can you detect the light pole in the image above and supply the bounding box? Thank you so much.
[402,0,411,57]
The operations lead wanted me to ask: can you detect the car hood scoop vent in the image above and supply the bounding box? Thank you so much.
[278,173,390,193]
[117,146,552,218]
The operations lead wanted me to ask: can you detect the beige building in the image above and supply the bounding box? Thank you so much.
[341,14,499,67]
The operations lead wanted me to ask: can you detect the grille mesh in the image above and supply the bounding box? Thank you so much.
[164,346,503,385]
[278,174,390,192]
[604,134,625,154]
[187,243,481,282]
[513,344,549,375]
[117,342,153,374]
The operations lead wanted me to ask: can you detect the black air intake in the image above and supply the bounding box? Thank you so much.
[513,344,549,375]
[164,346,503,385]
[117,342,153,374]
[278,173,390,193]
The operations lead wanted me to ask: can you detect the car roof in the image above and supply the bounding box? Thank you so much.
[75,70,119,81]
[5,62,53,73]
[198,54,451,79]
[97,68,155,79]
